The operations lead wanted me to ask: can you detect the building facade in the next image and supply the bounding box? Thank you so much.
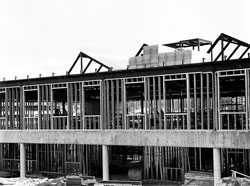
[0,33,250,185]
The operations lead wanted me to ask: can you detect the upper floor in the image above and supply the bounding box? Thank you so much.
[0,33,250,132]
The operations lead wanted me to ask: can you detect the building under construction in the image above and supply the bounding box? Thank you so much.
[1,33,250,185]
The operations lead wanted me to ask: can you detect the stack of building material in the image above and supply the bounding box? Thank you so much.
[158,50,192,66]
[175,49,184,65]
[128,45,207,70]
[128,45,159,69]
[66,175,82,186]
[183,50,192,64]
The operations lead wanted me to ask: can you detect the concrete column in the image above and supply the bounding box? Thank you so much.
[20,143,26,178]
[102,145,109,181]
[213,148,221,186]
[0,144,2,169]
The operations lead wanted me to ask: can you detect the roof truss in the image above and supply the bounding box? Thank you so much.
[67,52,111,75]
[135,43,148,57]
[207,33,250,62]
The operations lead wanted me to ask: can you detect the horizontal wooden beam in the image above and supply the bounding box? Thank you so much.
[0,130,249,149]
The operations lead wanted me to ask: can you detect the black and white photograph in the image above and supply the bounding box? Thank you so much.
[0,0,250,185]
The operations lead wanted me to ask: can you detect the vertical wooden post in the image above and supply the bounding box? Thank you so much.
[41,86,44,129]
[201,73,204,129]
[158,76,162,129]
[11,88,15,129]
[68,83,71,130]
[153,77,156,129]
[82,84,85,129]
[143,78,147,130]
[206,73,210,129]
[36,144,39,173]
[147,77,150,130]
[5,89,8,129]
[245,70,249,130]
[122,79,126,129]
[80,83,83,129]
[38,86,41,129]
[186,74,191,129]
[107,81,110,129]
[214,73,219,130]
[49,85,53,129]
[100,81,104,130]
[20,87,24,129]
[116,80,120,128]
[194,74,197,129]
[111,80,115,129]
[163,77,166,129]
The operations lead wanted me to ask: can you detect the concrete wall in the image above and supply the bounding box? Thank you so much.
[0,130,249,149]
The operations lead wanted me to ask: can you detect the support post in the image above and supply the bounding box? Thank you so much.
[213,148,221,186]
[102,145,109,181]
[0,144,2,169]
[20,143,26,178]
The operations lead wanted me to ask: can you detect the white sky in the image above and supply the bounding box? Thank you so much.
[0,0,250,80]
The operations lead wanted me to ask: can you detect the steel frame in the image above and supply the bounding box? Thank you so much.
[207,33,250,62]
[68,52,111,75]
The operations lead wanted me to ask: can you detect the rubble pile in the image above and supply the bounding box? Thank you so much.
[217,177,250,186]
[0,177,64,186]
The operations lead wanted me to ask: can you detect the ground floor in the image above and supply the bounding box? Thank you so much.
[0,143,250,185]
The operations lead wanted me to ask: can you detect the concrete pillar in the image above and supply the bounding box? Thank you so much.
[0,144,2,169]
[20,143,26,178]
[213,148,221,186]
[102,145,109,181]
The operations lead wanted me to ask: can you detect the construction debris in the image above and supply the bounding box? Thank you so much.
[216,177,250,186]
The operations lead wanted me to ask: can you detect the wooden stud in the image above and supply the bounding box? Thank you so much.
[20,87,24,129]
[116,80,119,129]
[82,84,86,129]
[148,78,151,130]
[100,81,104,130]
[121,79,125,129]
[158,76,162,129]
[111,80,115,129]
[40,86,44,129]
[206,73,210,129]
[245,70,249,130]
[75,83,78,129]
[44,86,48,129]
[50,85,53,130]
[5,89,8,129]
[186,74,191,129]
[153,77,156,129]
[201,74,204,129]
[215,73,220,129]
[79,83,83,129]
[194,74,197,129]
[68,83,72,129]
[163,78,166,129]
[11,88,14,129]
[107,81,110,129]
